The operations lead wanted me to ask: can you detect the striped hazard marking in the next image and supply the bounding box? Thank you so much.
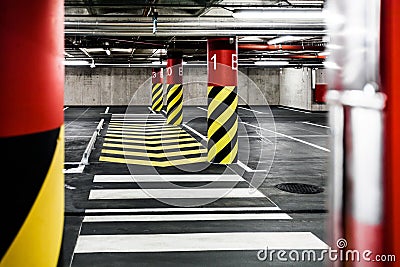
[166,84,183,125]
[70,174,328,263]
[99,114,207,167]
[207,85,238,164]
[151,83,163,112]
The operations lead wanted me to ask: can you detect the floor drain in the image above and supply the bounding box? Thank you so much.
[275,183,324,194]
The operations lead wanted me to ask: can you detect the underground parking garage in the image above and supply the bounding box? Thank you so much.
[0,0,399,266]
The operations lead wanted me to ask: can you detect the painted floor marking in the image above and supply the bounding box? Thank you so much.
[103,142,203,151]
[74,232,328,253]
[101,148,206,158]
[101,114,208,166]
[302,121,330,129]
[88,188,265,200]
[104,136,197,145]
[99,156,207,167]
[278,106,311,114]
[110,120,166,122]
[93,174,245,183]
[83,213,292,222]
[113,113,163,117]
[107,127,185,133]
[148,106,156,114]
[105,132,192,140]
[84,207,282,214]
[238,106,268,114]
[242,122,330,152]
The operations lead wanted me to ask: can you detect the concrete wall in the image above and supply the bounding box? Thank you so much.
[315,68,327,84]
[64,66,280,106]
[279,67,312,110]
[64,67,151,105]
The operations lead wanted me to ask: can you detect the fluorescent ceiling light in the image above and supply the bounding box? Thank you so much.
[267,36,309,45]
[232,9,324,20]
[254,61,289,66]
[110,48,134,53]
[323,61,341,70]
[151,61,166,65]
[318,51,331,56]
[239,36,264,42]
[85,48,105,53]
[63,60,89,66]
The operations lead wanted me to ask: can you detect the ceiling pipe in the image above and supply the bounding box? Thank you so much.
[238,44,325,51]
[65,17,324,24]
[65,29,327,37]
[64,22,325,29]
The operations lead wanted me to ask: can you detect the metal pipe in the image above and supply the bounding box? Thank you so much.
[65,22,325,29]
[64,13,324,23]
[65,29,327,37]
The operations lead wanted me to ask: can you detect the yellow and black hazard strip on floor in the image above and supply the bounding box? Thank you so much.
[207,85,238,164]
[166,84,183,125]
[99,116,207,167]
[151,83,163,112]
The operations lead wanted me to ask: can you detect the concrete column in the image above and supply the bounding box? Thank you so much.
[0,1,64,266]
[165,50,183,125]
[207,37,238,164]
[151,68,164,112]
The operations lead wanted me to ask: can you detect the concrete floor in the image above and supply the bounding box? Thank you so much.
[60,105,330,267]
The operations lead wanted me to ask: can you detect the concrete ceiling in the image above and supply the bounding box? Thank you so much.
[64,0,328,67]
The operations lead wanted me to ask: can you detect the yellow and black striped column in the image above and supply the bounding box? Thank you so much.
[151,68,163,112]
[207,37,239,164]
[0,1,64,266]
[166,50,183,125]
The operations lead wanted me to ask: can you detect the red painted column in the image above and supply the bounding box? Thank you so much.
[151,67,164,112]
[325,0,385,265]
[0,0,64,266]
[165,50,183,125]
[381,0,400,263]
[207,37,238,164]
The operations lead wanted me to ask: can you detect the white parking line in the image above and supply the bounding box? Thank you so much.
[63,107,69,111]
[84,206,282,214]
[238,106,268,114]
[88,188,265,200]
[242,122,330,152]
[182,124,207,142]
[93,174,244,183]
[83,213,292,222]
[104,107,110,114]
[278,106,311,114]
[302,121,330,129]
[74,232,328,253]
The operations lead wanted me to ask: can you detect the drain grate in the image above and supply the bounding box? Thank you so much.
[275,183,324,194]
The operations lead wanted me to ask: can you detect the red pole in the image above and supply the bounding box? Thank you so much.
[0,0,64,266]
[381,0,400,262]
[207,37,238,164]
[165,50,183,125]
